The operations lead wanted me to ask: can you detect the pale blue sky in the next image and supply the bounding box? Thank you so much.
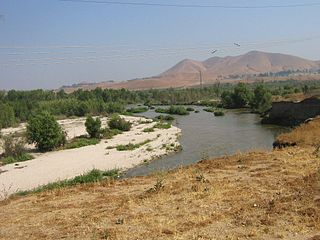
[1,0,320,90]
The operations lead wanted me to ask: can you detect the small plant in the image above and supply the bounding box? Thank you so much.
[214,110,225,116]
[85,116,102,138]
[147,175,165,193]
[0,135,34,165]
[64,137,100,149]
[155,115,175,121]
[146,146,153,152]
[100,128,122,139]
[154,122,171,129]
[108,114,132,131]
[186,107,195,112]
[3,135,26,157]
[126,107,148,114]
[116,139,151,151]
[203,107,215,113]
[195,171,208,183]
[143,127,154,133]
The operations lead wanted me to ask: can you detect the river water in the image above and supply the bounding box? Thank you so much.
[123,106,287,177]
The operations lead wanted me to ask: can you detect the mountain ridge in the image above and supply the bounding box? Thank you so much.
[61,51,320,91]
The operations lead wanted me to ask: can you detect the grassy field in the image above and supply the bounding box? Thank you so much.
[0,120,319,239]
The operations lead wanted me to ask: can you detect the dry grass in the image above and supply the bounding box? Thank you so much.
[1,122,320,239]
[275,117,320,148]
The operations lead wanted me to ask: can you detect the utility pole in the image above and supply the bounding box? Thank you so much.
[199,70,203,88]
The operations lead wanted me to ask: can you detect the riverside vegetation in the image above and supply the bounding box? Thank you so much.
[1,79,320,130]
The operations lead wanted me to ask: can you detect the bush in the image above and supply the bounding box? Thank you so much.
[85,116,102,138]
[0,104,15,129]
[3,135,26,157]
[155,115,175,121]
[126,107,148,113]
[1,135,34,165]
[26,111,66,152]
[116,139,151,151]
[154,122,171,129]
[186,107,195,112]
[1,153,33,165]
[108,115,132,131]
[203,107,215,113]
[155,106,189,115]
[214,110,225,116]
[143,127,154,133]
[64,137,100,149]
[100,128,122,139]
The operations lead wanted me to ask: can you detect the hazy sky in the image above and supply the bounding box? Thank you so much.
[1,0,320,90]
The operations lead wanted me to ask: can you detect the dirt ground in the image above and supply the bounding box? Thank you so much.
[0,121,319,239]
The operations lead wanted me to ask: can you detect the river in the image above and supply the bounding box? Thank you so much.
[123,106,287,177]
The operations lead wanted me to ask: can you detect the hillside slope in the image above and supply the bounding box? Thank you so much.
[62,51,320,91]
[0,120,320,239]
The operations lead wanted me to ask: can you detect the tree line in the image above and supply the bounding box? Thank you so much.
[1,79,320,129]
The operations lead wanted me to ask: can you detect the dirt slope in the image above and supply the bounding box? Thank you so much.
[0,120,320,239]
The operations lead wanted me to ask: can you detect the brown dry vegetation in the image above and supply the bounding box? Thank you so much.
[0,121,320,239]
[275,117,320,148]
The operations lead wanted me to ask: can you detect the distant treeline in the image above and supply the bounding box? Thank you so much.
[1,79,320,129]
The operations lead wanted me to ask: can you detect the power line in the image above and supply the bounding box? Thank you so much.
[59,0,320,9]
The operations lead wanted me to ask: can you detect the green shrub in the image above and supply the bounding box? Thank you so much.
[126,107,148,113]
[155,106,189,115]
[214,110,225,116]
[116,139,151,151]
[143,127,154,133]
[154,122,171,129]
[186,107,195,112]
[203,108,215,113]
[64,137,100,149]
[101,128,122,139]
[26,111,66,152]
[1,153,33,165]
[108,115,132,131]
[2,135,26,157]
[85,116,101,138]
[0,103,15,129]
[0,135,34,165]
[155,115,175,121]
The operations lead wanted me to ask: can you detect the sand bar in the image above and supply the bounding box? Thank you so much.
[0,116,181,197]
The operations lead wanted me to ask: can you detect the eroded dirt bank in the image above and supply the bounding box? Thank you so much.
[0,120,319,239]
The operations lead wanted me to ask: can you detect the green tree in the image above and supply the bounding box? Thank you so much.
[85,116,101,138]
[232,83,252,108]
[221,91,234,108]
[26,111,66,152]
[0,103,15,129]
[250,84,272,114]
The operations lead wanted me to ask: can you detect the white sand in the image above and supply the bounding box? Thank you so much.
[0,116,181,198]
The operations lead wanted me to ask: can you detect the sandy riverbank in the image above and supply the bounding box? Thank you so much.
[0,116,181,197]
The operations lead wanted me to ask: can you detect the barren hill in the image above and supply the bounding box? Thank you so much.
[62,51,320,92]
